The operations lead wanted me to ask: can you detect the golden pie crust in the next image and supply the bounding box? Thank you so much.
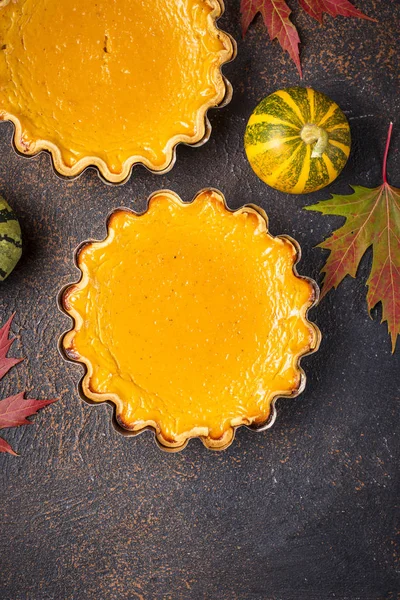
[0,0,234,183]
[60,189,321,451]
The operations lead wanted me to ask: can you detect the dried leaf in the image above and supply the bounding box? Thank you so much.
[0,436,17,456]
[306,123,400,352]
[299,0,375,22]
[241,0,375,74]
[0,392,57,429]
[241,0,302,76]
[0,313,23,379]
[297,0,323,22]
[0,314,58,455]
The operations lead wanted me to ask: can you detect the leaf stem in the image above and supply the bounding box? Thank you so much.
[382,122,393,184]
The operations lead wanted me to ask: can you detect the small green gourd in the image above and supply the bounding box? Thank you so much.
[244,87,351,194]
[0,195,22,281]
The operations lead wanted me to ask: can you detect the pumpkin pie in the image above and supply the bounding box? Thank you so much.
[61,189,320,451]
[0,0,234,182]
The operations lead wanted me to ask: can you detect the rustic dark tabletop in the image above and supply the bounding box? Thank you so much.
[0,1,399,599]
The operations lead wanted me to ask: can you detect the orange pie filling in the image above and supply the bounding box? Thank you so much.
[0,0,233,181]
[62,190,320,450]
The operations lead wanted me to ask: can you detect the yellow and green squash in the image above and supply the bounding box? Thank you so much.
[244,87,351,194]
[0,196,22,281]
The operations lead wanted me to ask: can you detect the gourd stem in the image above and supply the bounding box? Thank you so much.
[300,123,329,158]
[382,122,393,184]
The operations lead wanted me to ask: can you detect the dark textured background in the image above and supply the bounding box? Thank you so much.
[0,1,399,598]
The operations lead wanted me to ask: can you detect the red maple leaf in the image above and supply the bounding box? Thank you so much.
[0,314,57,455]
[0,313,23,379]
[306,123,400,352]
[298,0,373,22]
[241,0,375,76]
[241,0,302,76]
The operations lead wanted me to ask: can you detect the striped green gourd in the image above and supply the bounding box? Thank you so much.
[0,195,22,281]
[244,87,351,194]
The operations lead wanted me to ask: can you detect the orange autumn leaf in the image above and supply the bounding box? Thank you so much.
[240,0,375,76]
[0,314,58,455]
[306,123,400,352]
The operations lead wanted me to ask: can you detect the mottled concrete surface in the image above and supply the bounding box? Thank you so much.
[0,1,399,598]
